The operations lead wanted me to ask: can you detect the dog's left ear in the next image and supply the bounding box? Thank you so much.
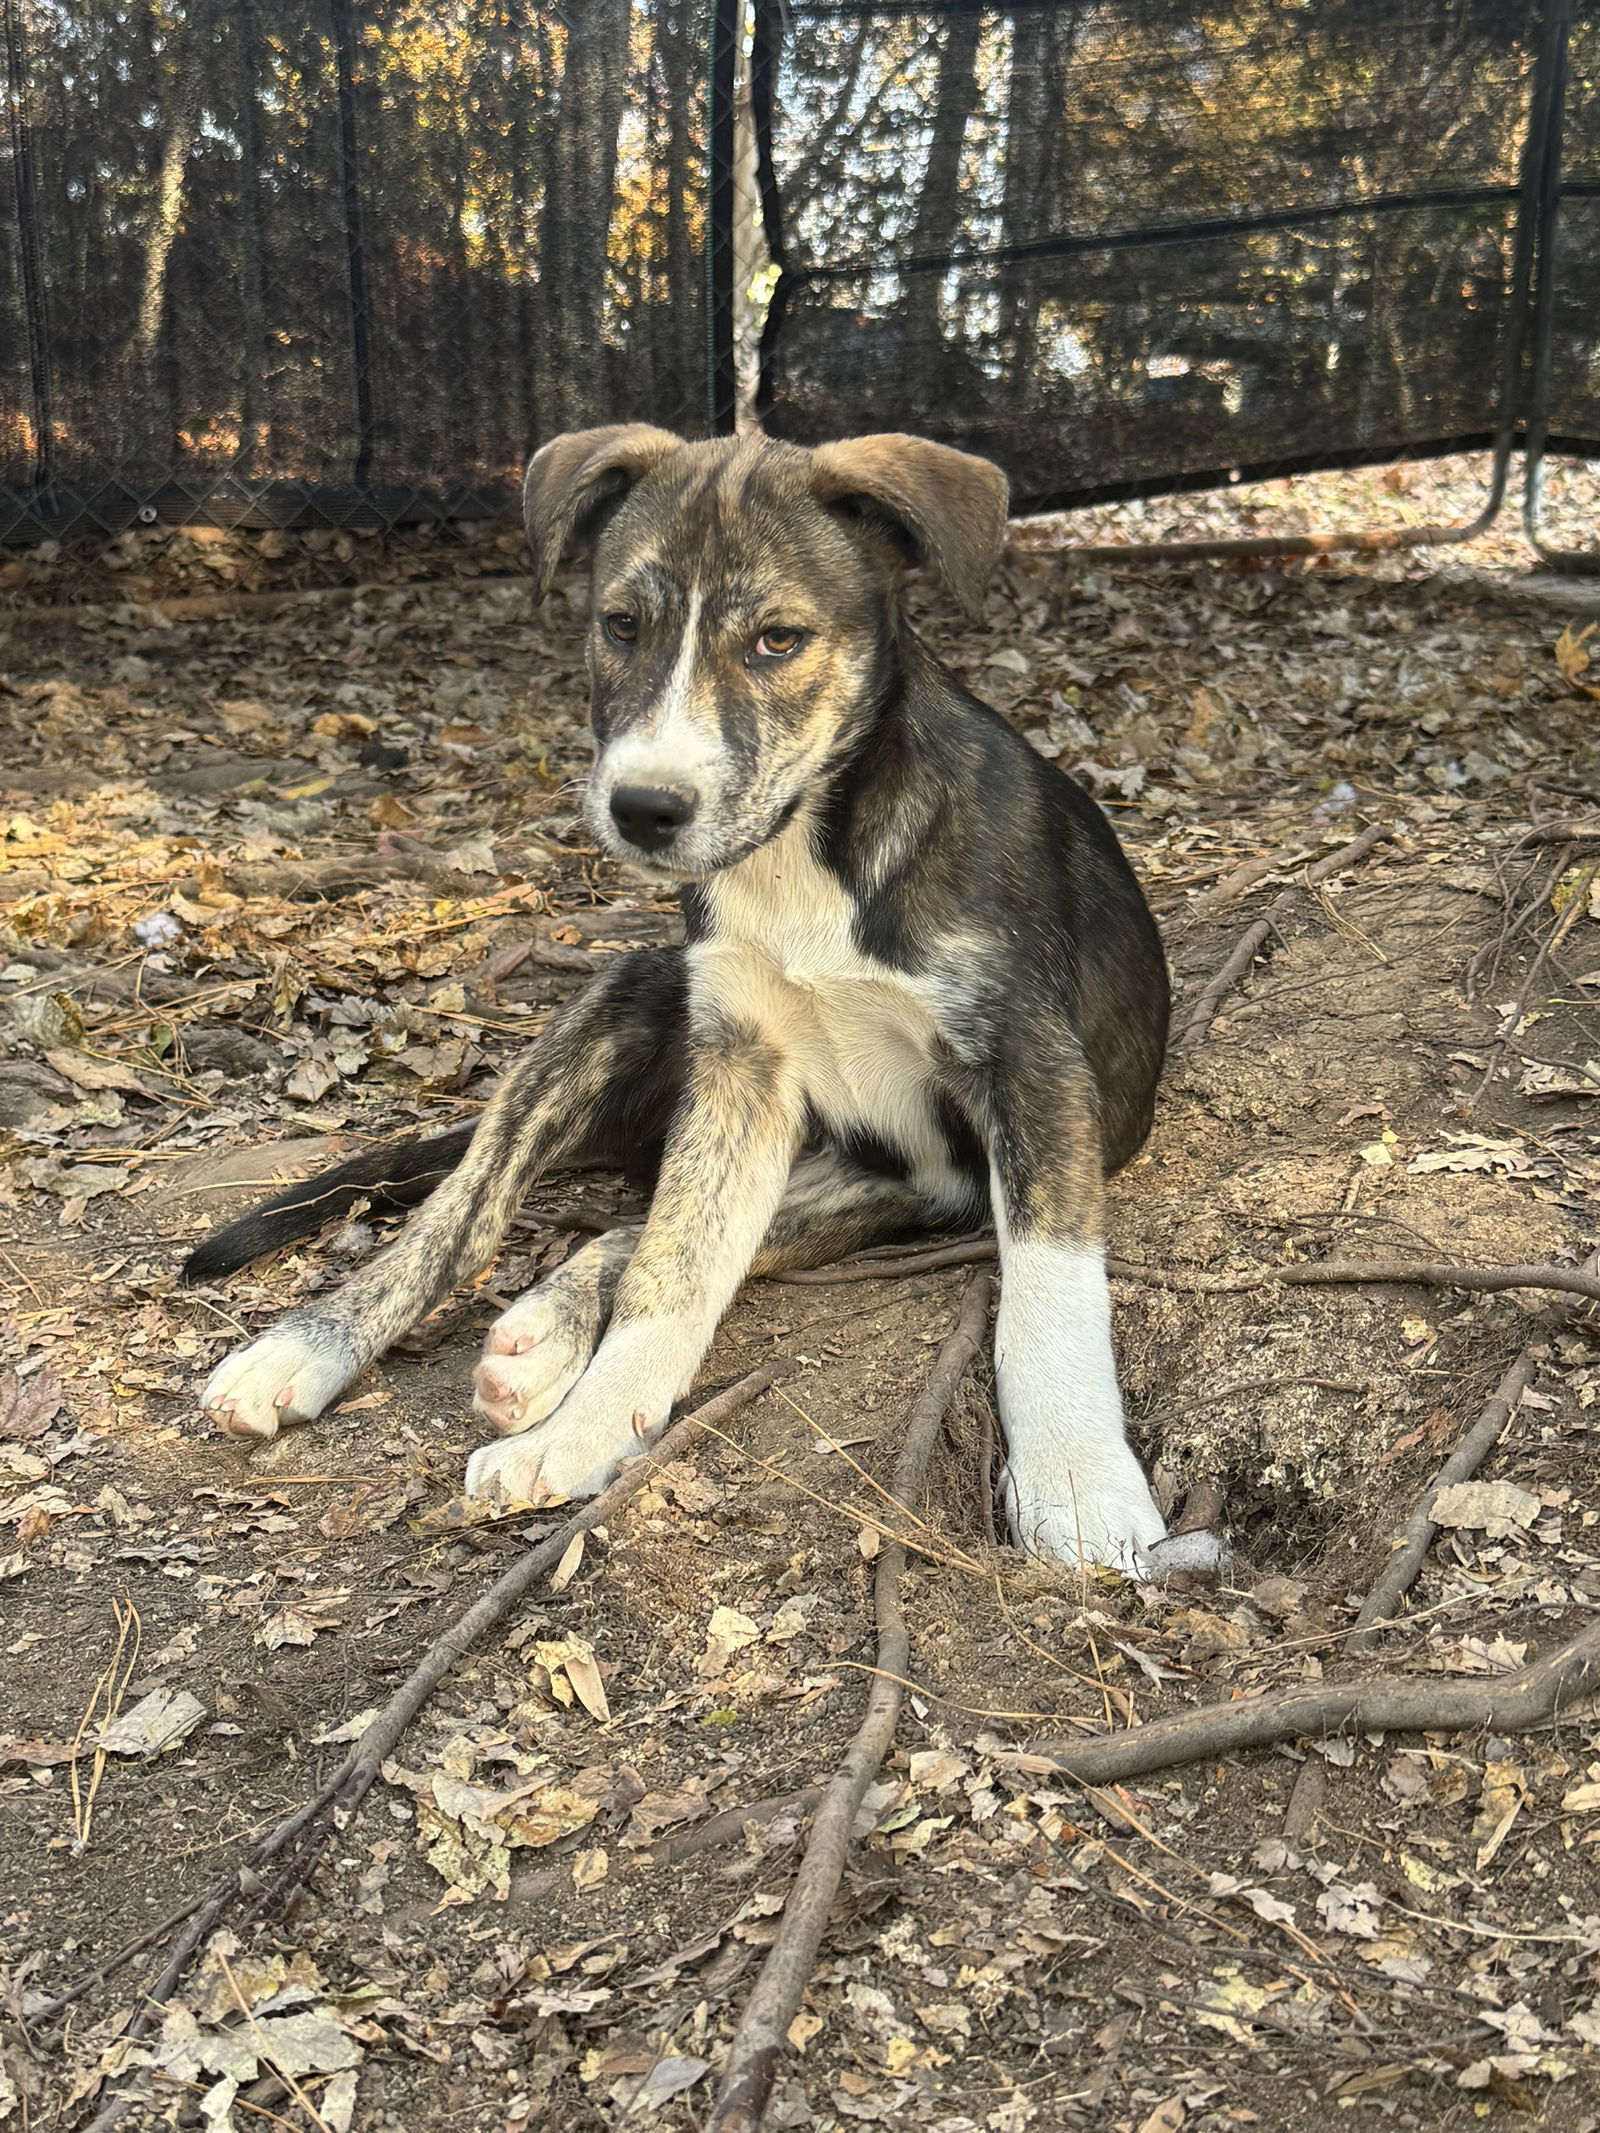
[523,425,685,597]
[808,434,1009,616]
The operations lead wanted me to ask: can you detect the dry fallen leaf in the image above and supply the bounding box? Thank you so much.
[787,2009,824,2053]
[533,1636,610,1721]
[1553,620,1600,698]
[697,1605,761,1678]
[257,1598,346,1650]
[1137,2101,1185,2133]
[572,1846,609,1890]
[96,1687,206,1759]
[1431,1479,1541,1535]
[1316,1880,1383,1939]
[548,1530,585,1591]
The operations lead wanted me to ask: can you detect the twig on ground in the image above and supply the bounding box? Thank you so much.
[1507,821,1600,848]
[709,1274,993,2133]
[1464,844,1571,1002]
[1282,1345,1539,1836]
[1470,855,1600,1106]
[778,1239,1600,1309]
[1348,1349,1538,1651]
[772,1237,996,1283]
[1179,841,1314,922]
[1175,820,1393,1050]
[648,1788,827,1869]
[1022,1616,1600,1783]
[54,1366,780,2124]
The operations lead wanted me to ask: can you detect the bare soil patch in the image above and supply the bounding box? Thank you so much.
[3,477,1600,2133]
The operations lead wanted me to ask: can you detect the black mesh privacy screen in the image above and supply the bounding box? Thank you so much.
[2,0,1594,545]
[755,0,1590,513]
[1547,3,1599,455]
[0,0,720,544]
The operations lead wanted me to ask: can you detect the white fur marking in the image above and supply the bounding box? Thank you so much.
[992,1224,1166,1571]
[201,1327,356,1441]
[473,1229,637,1432]
[595,590,728,805]
[465,1319,694,1504]
[695,820,971,1208]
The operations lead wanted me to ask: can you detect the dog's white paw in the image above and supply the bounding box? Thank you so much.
[474,1302,599,1435]
[1003,1443,1167,1574]
[472,1229,637,1435]
[201,1325,355,1442]
[465,1326,678,1505]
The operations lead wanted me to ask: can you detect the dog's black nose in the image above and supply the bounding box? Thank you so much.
[610,786,697,853]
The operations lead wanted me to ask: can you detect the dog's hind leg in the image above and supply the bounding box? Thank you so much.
[198,951,686,1443]
[983,1043,1166,1573]
[751,1151,980,1273]
[471,1149,975,1437]
[473,1224,641,1432]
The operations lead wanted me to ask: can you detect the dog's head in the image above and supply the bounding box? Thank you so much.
[522,428,1008,880]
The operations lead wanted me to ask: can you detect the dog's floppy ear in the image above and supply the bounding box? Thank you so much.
[808,434,1009,616]
[522,425,684,596]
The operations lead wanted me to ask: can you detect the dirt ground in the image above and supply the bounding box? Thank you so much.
[3,459,1600,2133]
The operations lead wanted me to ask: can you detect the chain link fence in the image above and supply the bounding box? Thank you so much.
[1,0,737,547]
[2,0,1596,561]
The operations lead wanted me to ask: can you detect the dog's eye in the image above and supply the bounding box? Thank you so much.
[602,612,638,646]
[753,626,804,660]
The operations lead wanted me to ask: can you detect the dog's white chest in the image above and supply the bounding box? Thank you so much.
[694,833,947,1160]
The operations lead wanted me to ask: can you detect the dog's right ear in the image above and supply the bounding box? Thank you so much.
[522,425,684,597]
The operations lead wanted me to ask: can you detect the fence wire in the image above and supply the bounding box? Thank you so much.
[1,0,728,546]
[1,0,1596,556]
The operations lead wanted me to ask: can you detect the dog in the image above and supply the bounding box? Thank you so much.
[187,426,1173,1570]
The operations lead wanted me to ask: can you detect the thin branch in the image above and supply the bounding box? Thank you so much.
[709,1274,993,2133]
[1283,1341,1542,1837]
[1023,1617,1600,1784]
[56,1366,781,2131]
[1348,1349,1537,1650]
[647,1787,826,1868]
[776,1239,1600,1308]
[772,1237,996,1283]
[1507,822,1600,848]
[1470,855,1600,1107]
[1176,820,1393,1050]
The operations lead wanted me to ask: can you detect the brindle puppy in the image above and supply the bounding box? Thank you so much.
[190,427,1174,1570]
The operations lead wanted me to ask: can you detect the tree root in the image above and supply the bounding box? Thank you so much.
[1348,1349,1538,1651]
[1176,819,1393,1050]
[708,1274,993,2133]
[776,1237,1600,1309]
[1024,1617,1600,1785]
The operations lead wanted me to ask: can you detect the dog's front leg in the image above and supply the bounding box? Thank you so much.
[466,1013,801,1503]
[986,1046,1166,1573]
[198,954,678,1442]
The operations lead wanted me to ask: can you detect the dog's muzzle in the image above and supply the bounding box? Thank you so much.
[609,784,699,856]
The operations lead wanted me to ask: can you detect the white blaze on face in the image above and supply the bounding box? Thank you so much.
[593,589,730,818]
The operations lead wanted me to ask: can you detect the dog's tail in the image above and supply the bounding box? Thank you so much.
[180,1125,476,1285]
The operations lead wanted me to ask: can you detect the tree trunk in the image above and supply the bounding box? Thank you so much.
[542,0,631,431]
[235,0,267,475]
[999,8,1079,405]
[658,0,699,424]
[903,11,982,358]
[133,0,212,378]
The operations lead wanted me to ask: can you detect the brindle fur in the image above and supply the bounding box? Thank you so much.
[191,428,1174,1569]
